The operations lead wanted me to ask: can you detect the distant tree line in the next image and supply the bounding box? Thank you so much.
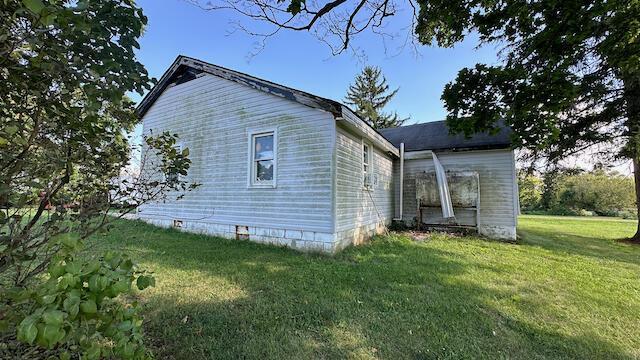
[519,168,637,219]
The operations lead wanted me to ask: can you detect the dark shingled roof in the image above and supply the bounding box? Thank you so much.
[379,120,512,152]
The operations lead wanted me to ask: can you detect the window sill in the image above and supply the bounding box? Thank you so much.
[248,183,277,189]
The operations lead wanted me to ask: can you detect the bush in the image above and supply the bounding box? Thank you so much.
[619,210,638,220]
[548,206,582,216]
[2,237,155,359]
[519,169,636,218]
[559,171,635,216]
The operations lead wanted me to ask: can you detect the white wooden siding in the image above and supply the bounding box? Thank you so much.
[335,125,394,237]
[139,73,336,233]
[395,149,518,232]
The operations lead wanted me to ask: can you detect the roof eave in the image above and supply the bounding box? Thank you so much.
[337,107,400,158]
[405,144,512,153]
[136,56,185,118]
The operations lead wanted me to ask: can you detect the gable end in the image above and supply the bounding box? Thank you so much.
[136,56,342,118]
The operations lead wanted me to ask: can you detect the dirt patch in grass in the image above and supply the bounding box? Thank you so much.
[402,229,466,242]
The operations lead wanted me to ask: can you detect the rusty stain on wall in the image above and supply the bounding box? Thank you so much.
[416,171,479,228]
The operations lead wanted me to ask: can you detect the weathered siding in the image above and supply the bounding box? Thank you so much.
[339,107,399,156]
[395,149,518,240]
[139,73,337,250]
[334,125,394,249]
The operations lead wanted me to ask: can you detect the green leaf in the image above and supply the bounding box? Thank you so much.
[136,275,155,290]
[35,323,46,347]
[106,252,122,268]
[84,343,101,360]
[60,234,79,250]
[286,0,305,15]
[80,299,97,314]
[117,320,133,332]
[5,125,18,135]
[111,280,131,295]
[42,310,64,325]
[65,261,82,275]
[41,294,57,305]
[120,258,134,271]
[40,323,66,348]
[63,295,80,318]
[97,276,110,291]
[58,273,78,289]
[88,274,100,292]
[48,262,65,278]
[22,0,45,14]
[41,13,57,26]
[120,340,136,358]
[83,260,101,275]
[17,315,39,345]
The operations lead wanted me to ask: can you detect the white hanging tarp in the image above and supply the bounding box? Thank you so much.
[432,152,455,219]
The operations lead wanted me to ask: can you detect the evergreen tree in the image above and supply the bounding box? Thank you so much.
[345,66,407,129]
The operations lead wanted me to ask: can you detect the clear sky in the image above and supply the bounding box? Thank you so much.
[133,0,501,124]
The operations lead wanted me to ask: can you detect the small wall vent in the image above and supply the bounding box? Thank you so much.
[236,225,249,240]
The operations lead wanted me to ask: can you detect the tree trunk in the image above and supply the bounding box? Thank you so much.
[626,73,640,242]
[633,157,640,242]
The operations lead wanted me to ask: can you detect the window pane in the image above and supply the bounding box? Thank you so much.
[255,135,274,160]
[256,160,273,181]
[363,145,369,164]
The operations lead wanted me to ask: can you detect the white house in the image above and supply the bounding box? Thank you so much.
[136,56,519,253]
[380,122,518,240]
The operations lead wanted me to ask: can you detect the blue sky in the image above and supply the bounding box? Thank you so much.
[134,0,501,124]
[130,1,633,174]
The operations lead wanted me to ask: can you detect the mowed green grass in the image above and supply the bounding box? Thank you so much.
[87,215,640,359]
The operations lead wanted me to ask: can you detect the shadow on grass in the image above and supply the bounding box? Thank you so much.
[518,227,640,266]
[90,220,635,359]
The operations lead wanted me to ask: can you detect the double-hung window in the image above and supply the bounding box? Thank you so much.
[249,130,276,187]
[363,142,371,189]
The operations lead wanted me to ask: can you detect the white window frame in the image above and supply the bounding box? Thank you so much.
[247,128,277,188]
[362,140,373,190]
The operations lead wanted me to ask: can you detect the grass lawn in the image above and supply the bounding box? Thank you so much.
[87,215,640,359]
